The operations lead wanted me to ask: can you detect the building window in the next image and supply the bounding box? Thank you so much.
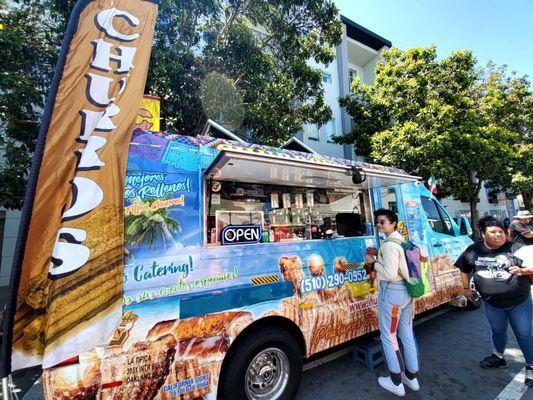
[322,72,332,84]
[305,124,319,141]
[483,210,504,219]
[349,68,357,85]
[326,118,336,143]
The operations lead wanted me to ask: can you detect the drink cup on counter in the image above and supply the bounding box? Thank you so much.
[262,230,269,243]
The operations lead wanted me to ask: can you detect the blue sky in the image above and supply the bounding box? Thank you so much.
[335,0,533,78]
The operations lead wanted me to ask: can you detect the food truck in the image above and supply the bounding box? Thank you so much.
[34,130,473,400]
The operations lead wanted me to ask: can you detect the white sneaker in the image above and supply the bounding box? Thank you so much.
[378,376,406,397]
[401,374,420,391]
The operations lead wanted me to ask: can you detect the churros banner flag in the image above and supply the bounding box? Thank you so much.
[2,0,158,373]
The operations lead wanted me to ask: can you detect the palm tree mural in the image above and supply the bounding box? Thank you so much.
[125,198,181,252]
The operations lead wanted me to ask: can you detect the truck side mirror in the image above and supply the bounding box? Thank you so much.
[457,216,473,236]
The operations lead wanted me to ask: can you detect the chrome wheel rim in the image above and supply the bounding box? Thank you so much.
[245,347,290,400]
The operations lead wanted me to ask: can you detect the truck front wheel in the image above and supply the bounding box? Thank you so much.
[221,326,302,400]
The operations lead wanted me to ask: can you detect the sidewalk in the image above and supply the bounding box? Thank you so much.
[297,306,533,400]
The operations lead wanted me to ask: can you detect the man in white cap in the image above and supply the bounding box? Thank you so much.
[509,210,533,248]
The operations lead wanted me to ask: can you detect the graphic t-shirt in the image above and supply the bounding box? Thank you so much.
[455,241,531,308]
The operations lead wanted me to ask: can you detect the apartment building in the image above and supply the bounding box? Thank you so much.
[441,185,518,221]
[289,15,391,160]
[0,208,18,286]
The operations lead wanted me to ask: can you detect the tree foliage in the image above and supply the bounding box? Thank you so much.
[337,47,532,233]
[148,0,342,145]
[0,0,61,209]
[511,142,533,206]
[0,0,342,209]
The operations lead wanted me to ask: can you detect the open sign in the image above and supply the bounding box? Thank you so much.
[221,225,262,245]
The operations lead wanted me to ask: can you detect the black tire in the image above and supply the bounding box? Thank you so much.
[464,290,482,311]
[221,326,302,400]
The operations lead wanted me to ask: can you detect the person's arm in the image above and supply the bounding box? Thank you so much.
[522,230,533,239]
[374,243,403,281]
[460,272,473,300]
[365,253,376,267]
[510,245,533,275]
[455,249,474,300]
[509,266,533,275]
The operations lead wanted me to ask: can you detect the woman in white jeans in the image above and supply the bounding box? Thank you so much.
[365,208,420,397]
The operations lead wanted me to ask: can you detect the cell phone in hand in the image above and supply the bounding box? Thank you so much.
[503,253,523,273]
[507,253,523,268]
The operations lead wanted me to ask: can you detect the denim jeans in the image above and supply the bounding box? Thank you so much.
[483,292,533,365]
[378,280,419,374]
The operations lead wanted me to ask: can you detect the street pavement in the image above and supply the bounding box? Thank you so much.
[2,305,532,399]
[297,306,533,400]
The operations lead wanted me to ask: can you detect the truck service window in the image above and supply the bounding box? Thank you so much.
[206,181,373,245]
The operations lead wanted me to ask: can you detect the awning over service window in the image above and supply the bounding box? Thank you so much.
[204,143,420,190]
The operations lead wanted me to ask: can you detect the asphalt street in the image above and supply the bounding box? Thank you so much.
[297,306,533,400]
[2,305,532,400]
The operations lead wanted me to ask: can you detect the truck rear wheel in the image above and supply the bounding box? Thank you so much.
[221,326,302,400]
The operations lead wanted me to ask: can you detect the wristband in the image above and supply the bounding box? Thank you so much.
[463,287,470,290]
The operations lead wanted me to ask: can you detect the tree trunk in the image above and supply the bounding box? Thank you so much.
[468,174,482,240]
[470,198,480,240]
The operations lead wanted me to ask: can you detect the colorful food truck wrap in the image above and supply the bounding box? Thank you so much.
[40,131,472,400]
[401,183,473,313]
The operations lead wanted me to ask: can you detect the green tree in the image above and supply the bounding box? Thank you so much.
[480,63,532,209]
[505,74,533,207]
[511,143,533,207]
[147,0,342,145]
[0,0,60,209]
[1,0,342,209]
[200,71,245,131]
[337,47,532,236]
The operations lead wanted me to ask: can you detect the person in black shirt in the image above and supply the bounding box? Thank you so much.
[455,217,533,387]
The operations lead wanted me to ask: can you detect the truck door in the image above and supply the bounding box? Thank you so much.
[420,195,466,260]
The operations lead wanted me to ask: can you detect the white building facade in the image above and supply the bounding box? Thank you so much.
[290,15,513,221]
[0,209,19,287]
[295,15,391,160]
[440,185,517,221]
